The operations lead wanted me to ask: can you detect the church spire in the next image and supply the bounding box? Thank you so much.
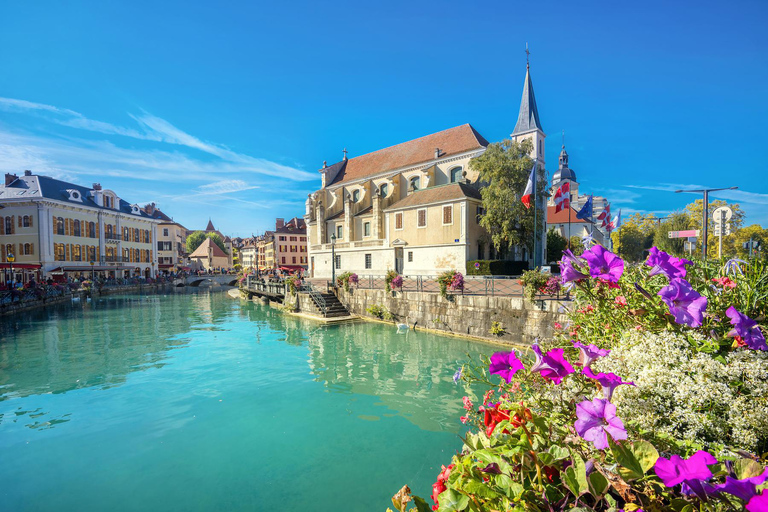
[512,60,543,136]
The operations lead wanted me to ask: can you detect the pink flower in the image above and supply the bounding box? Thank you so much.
[462,396,473,411]
[459,416,468,424]
[615,295,627,307]
[554,322,562,330]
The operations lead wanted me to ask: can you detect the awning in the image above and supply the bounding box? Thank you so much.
[50,265,132,272]
[279,265,306,271]
[0,263,42,269]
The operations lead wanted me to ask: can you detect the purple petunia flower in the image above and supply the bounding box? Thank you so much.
[530,345,575,384]
[452,367,463,383]
[747,491,768,512]
[582,245,624,283]
[654,450,717,488]
[488,351,525,383]
[658,278,708,328]
[646,246,693,279]
[726,306,768,351]
[572,341,610,368]
[574,398,627,449]
[582,367,636,400]
[560,250,589,285]
[713,467,768,502]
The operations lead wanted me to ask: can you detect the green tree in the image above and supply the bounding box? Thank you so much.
[611,224,647,262]
[652,212,693,257]
[546,229,567,263]
[569,236,584,256]
[470,139,546,256]
[186,231,228,255]
[733,224,768,259]
[683,199,745,259]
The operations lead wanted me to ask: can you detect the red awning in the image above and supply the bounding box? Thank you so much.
[0,263,42,269]
[279,265,306,271]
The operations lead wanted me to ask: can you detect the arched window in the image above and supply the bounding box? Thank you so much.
[22,216,31,227]
[73,220,81,237]
[450,167,463,183]
[106,224,113,238]
[89,222,96,238]
[56,217,65,235]
[23,243,32,255]
[4,217,12,233]
[352,190,360,203]
[379,183,388,198]
[410,176,420,191]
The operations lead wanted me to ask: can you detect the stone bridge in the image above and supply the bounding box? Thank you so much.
[174,275,239,287]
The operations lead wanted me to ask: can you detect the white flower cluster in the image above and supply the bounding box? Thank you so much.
[592,330,768,454]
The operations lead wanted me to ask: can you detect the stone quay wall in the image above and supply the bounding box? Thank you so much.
[336,288,569,346]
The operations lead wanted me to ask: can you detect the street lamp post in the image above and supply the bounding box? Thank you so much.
[675,186,738,259]
[330,233,337,287]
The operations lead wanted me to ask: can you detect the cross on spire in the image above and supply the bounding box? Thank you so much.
[525,42,530,68]
[342,148,348,160]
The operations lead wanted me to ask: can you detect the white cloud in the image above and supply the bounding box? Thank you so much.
[196,180,259,195]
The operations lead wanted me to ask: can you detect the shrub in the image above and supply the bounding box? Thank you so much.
[385,270,400,291]
[366,304,393,321]
[286,275,302,294]
[336,271,355,292]
[540,275,560,296]
[488,321,506,336]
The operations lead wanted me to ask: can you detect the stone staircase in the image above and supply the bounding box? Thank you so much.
[313,291,350,318]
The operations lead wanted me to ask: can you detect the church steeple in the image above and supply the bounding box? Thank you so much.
[512,65,543,136]
[510,54,546,168]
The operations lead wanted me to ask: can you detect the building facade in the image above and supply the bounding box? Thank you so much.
[273,217,307,270]
[143,203,189,273]
[0,171,161,282]
[305,65,549,278]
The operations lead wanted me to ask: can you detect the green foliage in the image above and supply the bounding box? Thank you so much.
[488,321,506,336]
[436,270,463,298]
[285,274,302,294]
[546,229,568,263]
[569,236,585,256]
[520,269,549,303]
[611,224,649,262]
[336,271,354,292]
[466,260,529,276]
[385,270,400,291]
[186,231,229,255]
[366,304,394,321]
[652,212,692,256]
[470,139,546,254]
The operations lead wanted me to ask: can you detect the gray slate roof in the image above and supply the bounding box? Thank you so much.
[0,173,153,218]
[512,67,543,135]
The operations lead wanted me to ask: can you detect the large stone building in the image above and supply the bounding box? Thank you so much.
[0,171,162,282]
[305,64,548,278]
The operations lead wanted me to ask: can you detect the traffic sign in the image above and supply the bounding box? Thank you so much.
[714,224,731,236]
[712,206,733,223]
[668,230,701,239]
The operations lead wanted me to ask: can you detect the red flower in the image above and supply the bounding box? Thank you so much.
[431,464,455,510]
[615,295,627,307]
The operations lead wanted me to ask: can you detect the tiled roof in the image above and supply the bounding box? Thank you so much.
[0,173,153,218]
[189,237,228,258]
[327,124,488,186]
[512,67,543,135]
[546,205,591,224]
[385,183,482,211]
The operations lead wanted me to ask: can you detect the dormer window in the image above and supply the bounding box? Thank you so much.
[131,204,140,215]
[379,183,388,198]
[410,176,420,191]
[352,190,360,203]
[66,189,83,202]
[450,167,463,183]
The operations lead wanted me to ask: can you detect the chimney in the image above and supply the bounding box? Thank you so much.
[92,183,102,190]
[323,161,327,168]
[5,173,18,186]
[24,170,32,176]
[275,218,285,229]
[434,148,441,159]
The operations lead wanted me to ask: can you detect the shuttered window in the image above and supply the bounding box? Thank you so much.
[443,205,453,225]
[395,213,403,230]
[417,209,427,228]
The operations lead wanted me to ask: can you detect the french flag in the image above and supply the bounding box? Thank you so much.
[521,163,536,209]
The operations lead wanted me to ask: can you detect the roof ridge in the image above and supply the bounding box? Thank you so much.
[346,124,475,162]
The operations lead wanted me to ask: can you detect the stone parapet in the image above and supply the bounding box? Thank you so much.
[336,288,568,345]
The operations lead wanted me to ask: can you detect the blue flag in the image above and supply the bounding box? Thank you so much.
[576,195,593,220]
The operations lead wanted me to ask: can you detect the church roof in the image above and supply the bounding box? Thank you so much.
[546,205,591,224]
[189,237,228,259]
[512,67,543,136]
[205,219,216,231]
[326,124,488,187]
[386,182,482,211]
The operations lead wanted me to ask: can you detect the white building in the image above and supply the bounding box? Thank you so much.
[0,171,162,282]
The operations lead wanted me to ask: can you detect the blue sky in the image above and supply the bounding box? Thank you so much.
[1,0,766,236]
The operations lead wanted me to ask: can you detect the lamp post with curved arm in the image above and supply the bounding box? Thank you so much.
[7,252,15,287]
[330,233,337,287]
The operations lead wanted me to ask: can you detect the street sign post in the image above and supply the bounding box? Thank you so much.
[668,230,701,239]
[712,206,733,258]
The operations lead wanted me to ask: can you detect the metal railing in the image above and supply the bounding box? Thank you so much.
[300,282,327,315]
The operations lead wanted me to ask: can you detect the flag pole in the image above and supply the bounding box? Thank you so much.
[567,190,571,249]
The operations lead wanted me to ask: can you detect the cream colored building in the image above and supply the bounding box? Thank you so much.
[142,203,189,273]
[1,171,161,282]
[305,64,549,278]
[188,238,229,271]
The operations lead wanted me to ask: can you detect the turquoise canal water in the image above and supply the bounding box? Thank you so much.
[0,290,494,511]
